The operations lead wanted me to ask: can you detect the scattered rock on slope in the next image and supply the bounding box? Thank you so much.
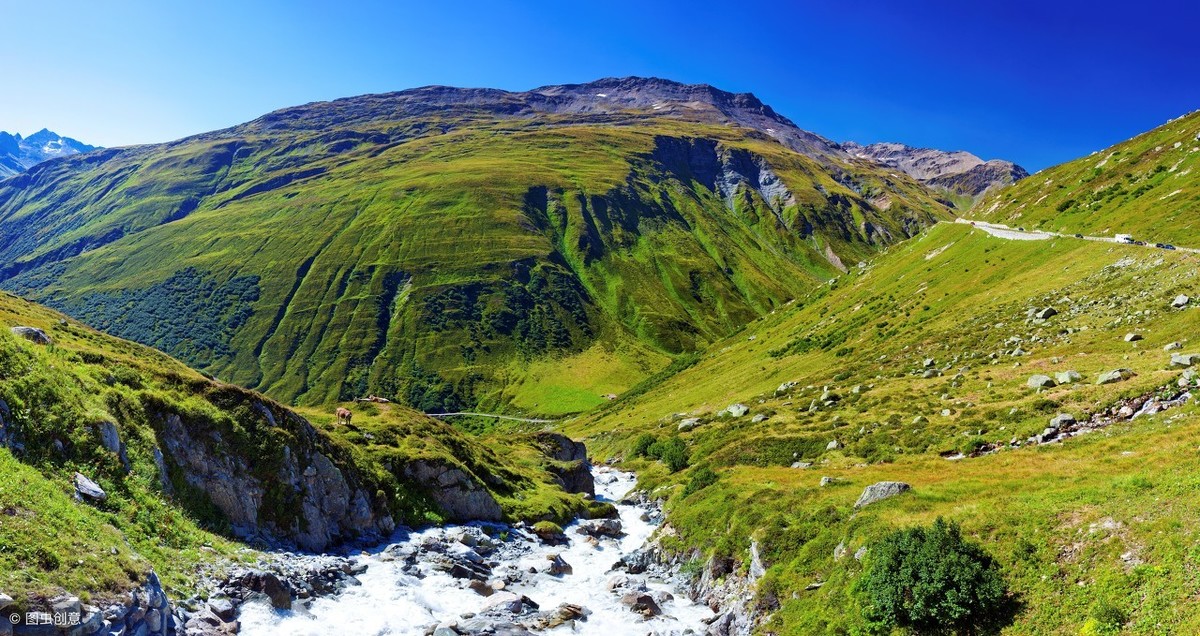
[854,481,911,509]
[1027,374,1056,389]
[9,326,51,345]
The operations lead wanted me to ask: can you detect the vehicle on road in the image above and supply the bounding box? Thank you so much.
[1116,233,1134,244]
[1018,227,1025,231]
[1156,243,1176,250]
[1133,240,1147,246]
[1074,233,1084,238]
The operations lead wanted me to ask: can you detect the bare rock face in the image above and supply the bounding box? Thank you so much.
[155,399,395,551]
[842,141,1027,199]
[401,460,503,522]
[531,432,594,496]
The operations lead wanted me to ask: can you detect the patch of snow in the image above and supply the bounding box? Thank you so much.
[595,93,608,98]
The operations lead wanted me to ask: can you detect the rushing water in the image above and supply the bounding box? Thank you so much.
[239,468,712,635]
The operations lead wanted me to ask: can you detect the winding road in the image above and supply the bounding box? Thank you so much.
[426,412,556,423]
[953,218,1200,253]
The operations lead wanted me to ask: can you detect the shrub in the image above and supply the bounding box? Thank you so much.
[648,437,689,473]
[682,466,718,496]
[857,518,1008,634]
[630,433,658,458]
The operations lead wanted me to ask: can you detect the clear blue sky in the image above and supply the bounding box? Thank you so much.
[1,0,1196,171]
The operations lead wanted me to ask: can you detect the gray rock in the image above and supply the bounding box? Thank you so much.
[9,326,51,345]
[1027,374,1056,389]
[854,481,911,508]
[1049,413,1076,428]
[533,433,594,496]
[826,440,841,451]
[619,592,661,617]
[750,413,768,424]
[1124,333,1144,342]
[1035,307,1058,319]
[1170,353,1200,368]
[723,404,749,417]
[482,591,524,613]
[1172,294,1190,308]
[401,460,502,523]
[74,473,107,502]
[1164,341,1183,351]
[1055,370,1082,384]
[677,418,701,432]
[776,381,797,394]
[207,598,236,622]
[1097,369,1135,385]
[819,476,835,487]
[820,390,840,403]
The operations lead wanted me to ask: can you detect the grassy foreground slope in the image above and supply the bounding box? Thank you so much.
[975,110,1200,244]
[570,222,1200,634]
[0,292,602,609]
[0,80,951,414]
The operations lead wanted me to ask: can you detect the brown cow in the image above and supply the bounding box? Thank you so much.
[336,407,352,427]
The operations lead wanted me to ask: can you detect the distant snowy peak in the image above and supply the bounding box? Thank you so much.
[0,128,98,178]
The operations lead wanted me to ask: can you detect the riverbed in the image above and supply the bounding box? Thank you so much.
[238,467,712,634]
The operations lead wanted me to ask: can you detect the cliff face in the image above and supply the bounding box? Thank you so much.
[842,140,1028,201]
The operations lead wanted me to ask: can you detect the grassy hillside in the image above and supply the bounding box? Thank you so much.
[568,222,1200,634]
[974,110,1200,244]
[0,86,950,414]
[0,291,603,608]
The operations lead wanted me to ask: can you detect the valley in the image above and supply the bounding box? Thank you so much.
[0,72,1196,636]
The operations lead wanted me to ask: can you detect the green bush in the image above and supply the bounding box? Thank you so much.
[648,437,689,473]
[630,433,658,458]
[682,466,718,496]
[857,518,1008,634]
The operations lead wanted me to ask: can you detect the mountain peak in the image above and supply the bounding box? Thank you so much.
[0,128,98,179]
[841,140,1028,200]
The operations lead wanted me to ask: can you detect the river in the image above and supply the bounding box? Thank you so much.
[238,467,713,634]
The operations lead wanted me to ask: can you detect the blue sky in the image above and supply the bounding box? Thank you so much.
[1,0,1196,171]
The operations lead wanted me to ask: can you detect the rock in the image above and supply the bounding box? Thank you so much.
[402,460,503,522]
[1173,294,1190,308]
[776,381,797,394]
[833,542,847,560]
[207,597,236,621]
[854,481,911,509]
[1055,370,1082,384]
[9,326,51,345]
[575,518,622,538]
[1027,374,1056,389]
[1097,369,1135,385]
[912,415,928,425]
[606,575,647,594]
[481,591,524,613]
[1170,353,1200,368]
[923,358,935,368]
[790,462,812,469]
[819,476,835,487]
[619,592,661,617]
[723,404,749,418]
[1124,333,1144,342]
[532,433,594,497]
[820,390,839,403]
[1049,413,1076,428]
[826,440,841,451]
[545,554,572,576]
[750,413,768,424]
[247,571,291,610]
[1165,341,1183,351]
[432,627,459,636]
[677,418,701,432]
[73,473,107,502]
[1035,307,1058,319]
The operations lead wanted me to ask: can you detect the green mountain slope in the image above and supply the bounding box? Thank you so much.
[570,222,1200,633]
[0,292,604,608]
[974,110,1200,242]
[0,78,951,413]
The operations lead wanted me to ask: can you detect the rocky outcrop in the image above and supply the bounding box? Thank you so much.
[155,398,395,551]
[8,571,176,636]
[842,141,1027,199]
[401,460,503,522]
[531,432,594,497]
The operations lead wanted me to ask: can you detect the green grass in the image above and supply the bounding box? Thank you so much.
[566,221,1200,633]
[0,105,950,413]
[974,110,1200,244]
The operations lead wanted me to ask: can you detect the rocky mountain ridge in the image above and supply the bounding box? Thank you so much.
[842,140,1028,200]
[0,128,96,178]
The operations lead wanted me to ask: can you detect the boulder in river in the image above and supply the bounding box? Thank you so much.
[854,481,911,509]
[575,518,623,538]
[620,592,662,617]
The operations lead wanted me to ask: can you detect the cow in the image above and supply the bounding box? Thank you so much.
[336,407,352,427]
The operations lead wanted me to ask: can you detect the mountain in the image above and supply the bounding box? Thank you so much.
[842,141,1028,205]
[0,128,97,178]
[0,77,952,412]
[973,109,1200,243]
[562,111,1200,633]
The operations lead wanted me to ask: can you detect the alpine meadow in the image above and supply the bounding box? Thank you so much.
[1,5,1199,635]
